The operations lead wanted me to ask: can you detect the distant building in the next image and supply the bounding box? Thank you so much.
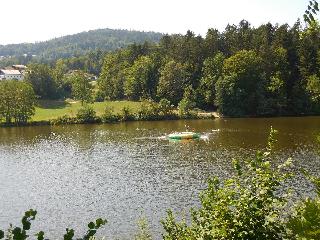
[12,65,27,74]
[0,69,24,80]
[12,65,27,71]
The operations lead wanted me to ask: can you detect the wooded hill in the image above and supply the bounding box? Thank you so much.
[0,28,163,62]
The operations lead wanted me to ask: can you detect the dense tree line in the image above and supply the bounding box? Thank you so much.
[16,19,320,117]
[0,49,105,76]
[24,64,95,103]
[96,20,320,116]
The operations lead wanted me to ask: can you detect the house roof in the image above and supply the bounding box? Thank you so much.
[12,65,27,69]
[0,69,22,75]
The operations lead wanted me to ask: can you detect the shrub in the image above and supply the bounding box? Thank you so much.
[137,99,178,121]
[177,98,195,117]
[93,90,106,102]
[287,172,320,239]
[76,105,97,123]
[137,99,159,120]
[162,127,293,239]
[50,115,76,125]
[178,85,196,117]
[134,218,152,240]
[120,106,136,121]
[158,98,175,118]
[101,106,120,123]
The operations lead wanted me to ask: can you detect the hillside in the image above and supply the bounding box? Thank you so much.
[0,28,163,61]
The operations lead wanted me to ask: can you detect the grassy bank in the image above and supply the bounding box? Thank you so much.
[0,99,215,127]
[33,100,142,121]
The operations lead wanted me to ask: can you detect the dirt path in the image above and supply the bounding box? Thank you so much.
[198,111,220,118]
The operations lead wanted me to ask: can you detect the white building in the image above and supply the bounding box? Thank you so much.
[12,65,27,71]
[0,69,24,80]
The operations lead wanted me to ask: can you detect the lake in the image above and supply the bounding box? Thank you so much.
[0,117,319,239]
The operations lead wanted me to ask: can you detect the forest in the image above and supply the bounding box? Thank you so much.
[15,19,320,117]
[0,28,163,64]
[97,20,320,116]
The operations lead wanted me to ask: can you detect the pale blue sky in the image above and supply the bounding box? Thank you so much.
[0,0,312,45]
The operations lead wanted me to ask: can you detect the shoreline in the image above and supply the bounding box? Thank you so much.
[2,111,320,128]
[0,112,216,128]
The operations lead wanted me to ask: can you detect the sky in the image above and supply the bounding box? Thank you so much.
[0,0,312,45]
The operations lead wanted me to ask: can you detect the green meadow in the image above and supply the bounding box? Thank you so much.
[32,100,142,121]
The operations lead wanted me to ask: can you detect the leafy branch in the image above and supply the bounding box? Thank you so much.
[304,0,319,24]
[0,210,106,240]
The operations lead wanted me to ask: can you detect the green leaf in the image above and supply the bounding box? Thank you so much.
[88,222,95,229]
[304,13,309,21]
[95,218,107,228]
[36,231,45,240]
[0,230,4,239]
[88,229,96,236]
[309,13,315,21]
[22,219,31,231]
[64,228,74,240]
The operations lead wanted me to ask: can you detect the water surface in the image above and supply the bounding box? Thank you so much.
[0,117,319,239]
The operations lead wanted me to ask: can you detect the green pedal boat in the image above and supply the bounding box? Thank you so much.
[168,132,201,140]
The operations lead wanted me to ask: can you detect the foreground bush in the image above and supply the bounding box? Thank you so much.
[162,128,293,239]
[287,172,320,239]
[0,209,106,240]
[134,218,152,240]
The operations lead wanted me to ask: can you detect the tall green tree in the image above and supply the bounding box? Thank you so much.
[124,55,157,100]
[261,47,289,115]
[265,72,287,115]
[237,20,253,51]
[69,70,93,105]
[24,63,57,99]
[199,52,225,108]
[215,50,265,116]
[98,51,130,100]
[157,60,189,105]
[180,31,205,86]
[53,59,71,98]
[204,28,222,58]
[0,81,36,124]
[295,21,320,113]
[222,24,239,56]
[178,85,196,116]
[306,74,320,103]
[299,21,320,80]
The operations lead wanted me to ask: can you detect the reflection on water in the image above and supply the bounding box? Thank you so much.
[0,117,319,239]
